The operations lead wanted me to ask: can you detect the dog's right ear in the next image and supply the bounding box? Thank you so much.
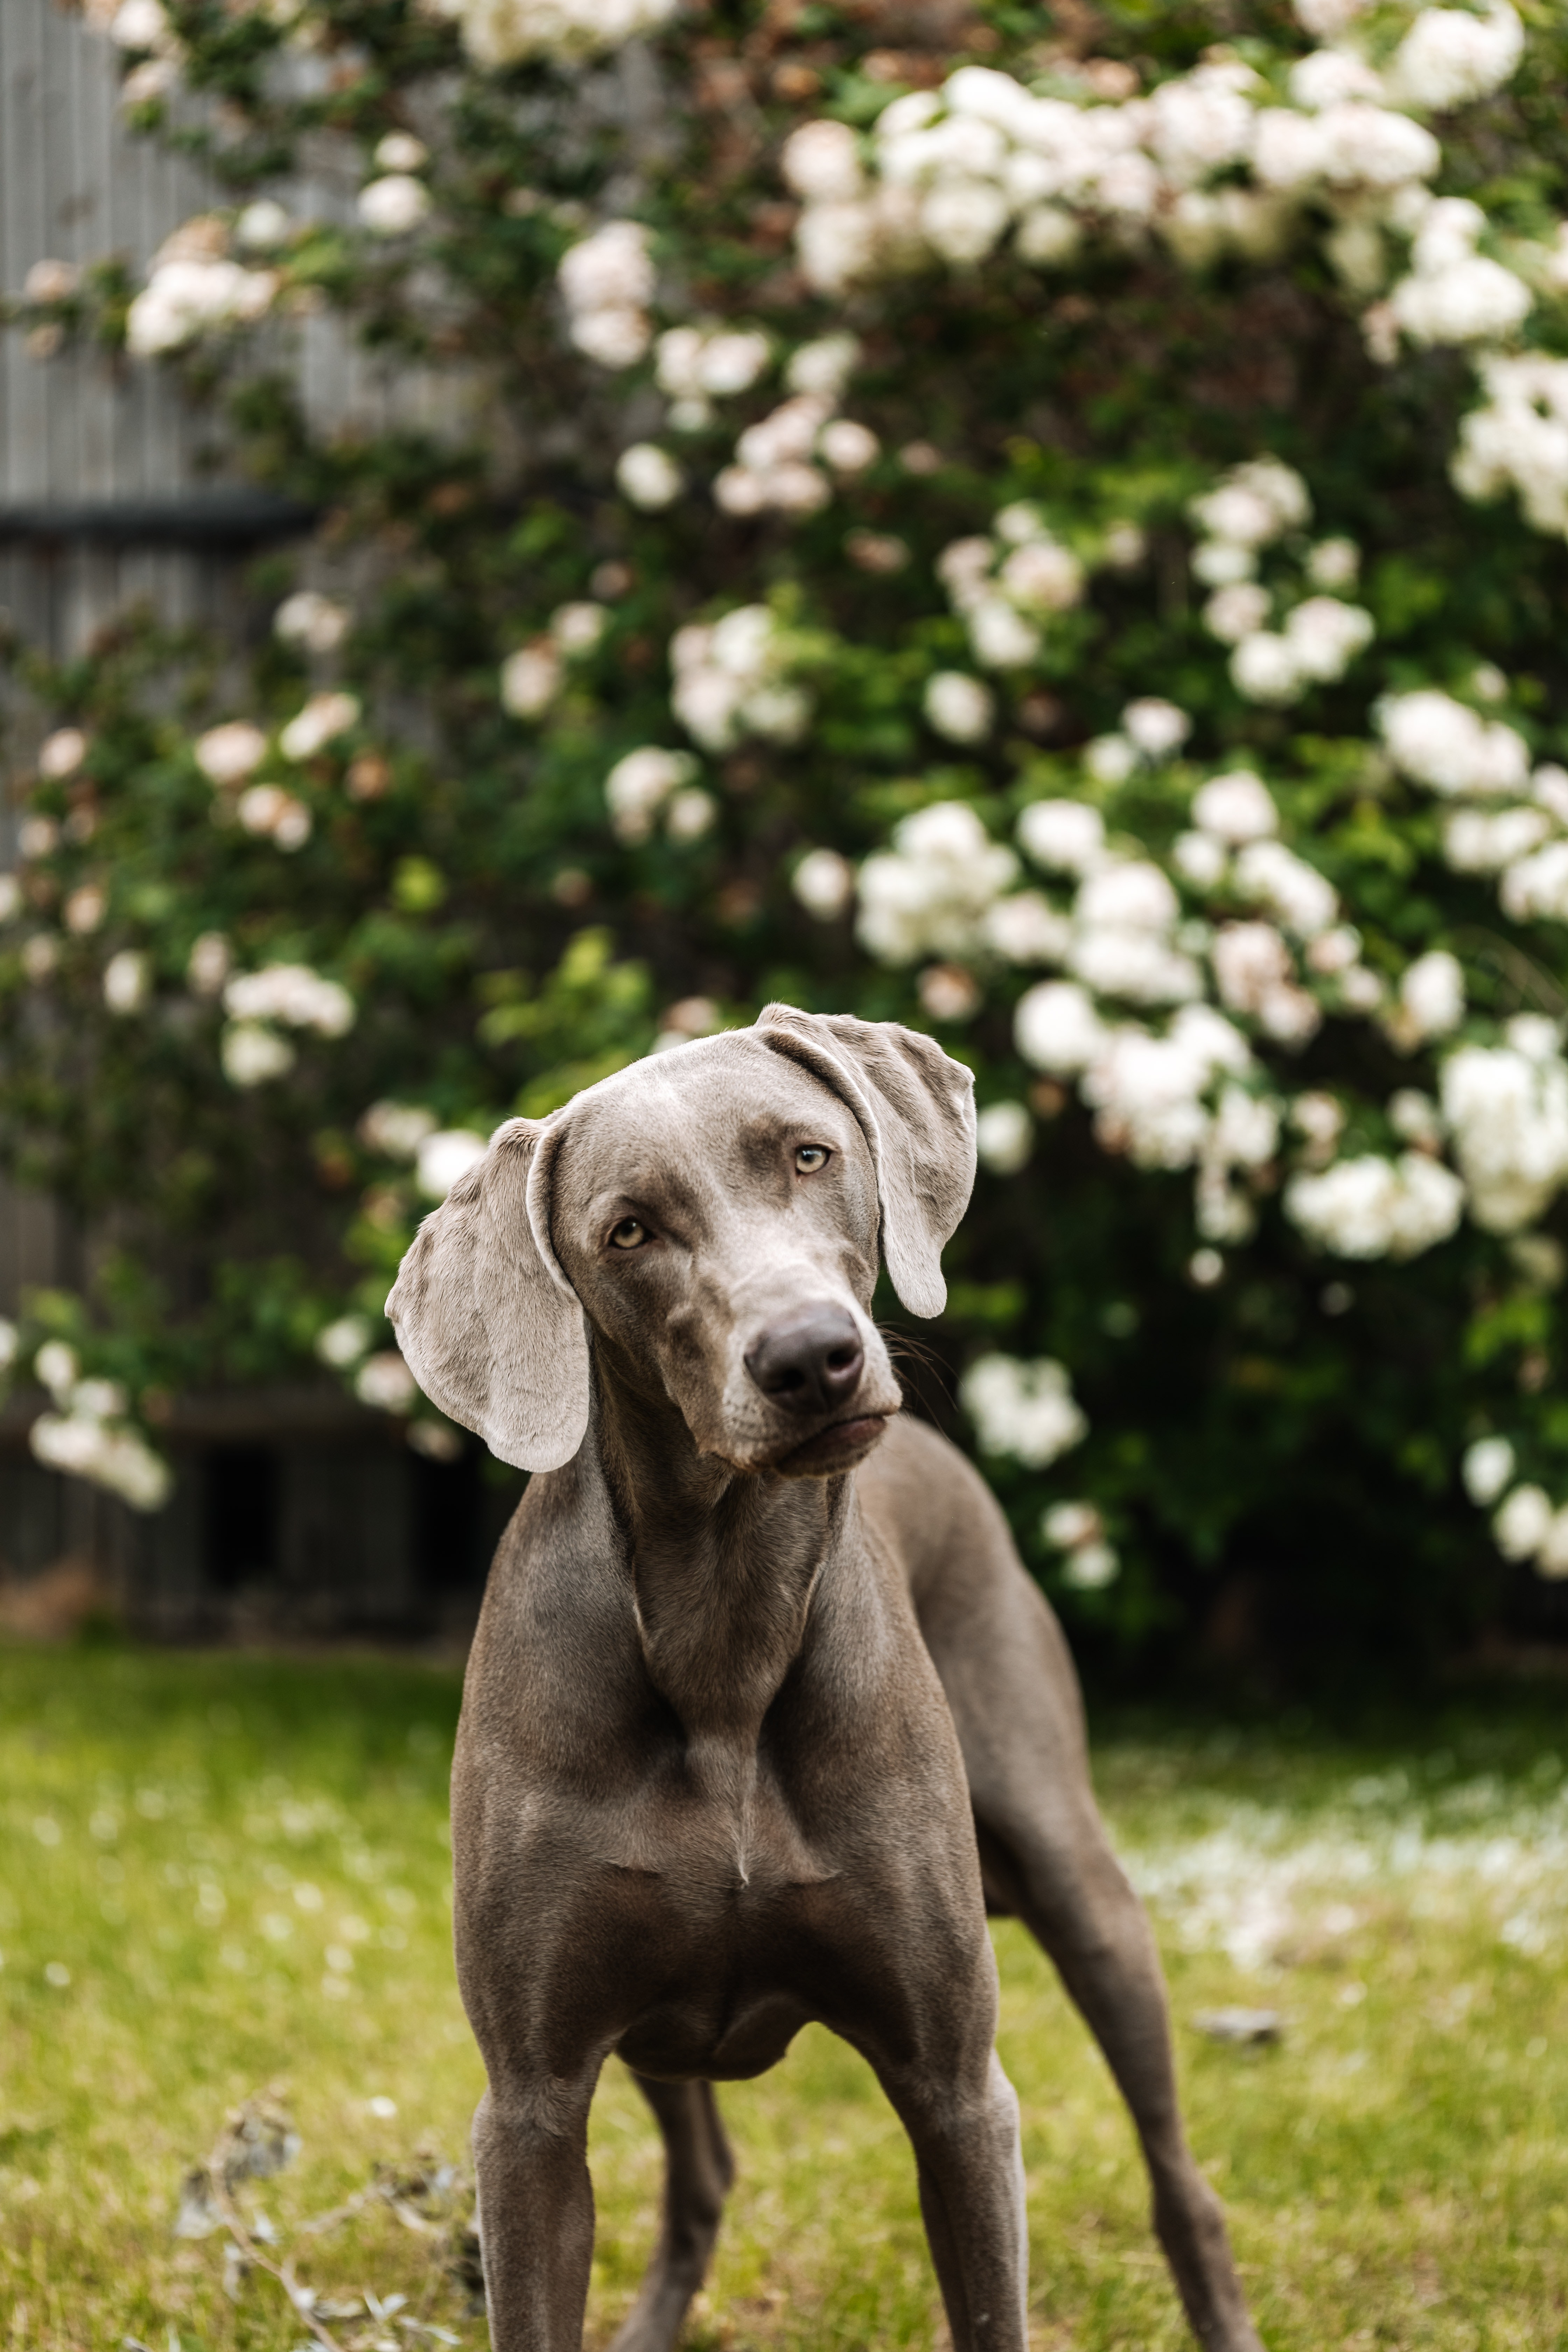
[385,1116,590,1473]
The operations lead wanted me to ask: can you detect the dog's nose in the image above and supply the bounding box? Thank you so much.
[744,1306,866,1417]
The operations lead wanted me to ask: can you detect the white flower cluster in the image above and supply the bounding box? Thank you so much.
[27,1341,171,1512]
[1190,460,1375,704]
[433,0,678,70]
[1042,1499,1119,1590]
[936,504,1087,670]
[500,601,609,720]
[280,691,361,761]
[125,216,278,358]
[656,322,773,430]
[1453,356,1568,542]
[357,133,432,239]
[1387,4,1525,116]
[557,221,655,369]
[857,803,1020,965]
[1387,197,1532,352]
[782,46,1463,301]
[220,964,355,1088]
[357,1100,438,1159]
[603,746,712,846]
[1440,1022,1568,1233]
[1469,1437,1568,1583]
[959,1353,1087,1468]
[1376,686,1568,926]
[669,606,809,753]
[714,393,878,519]
[1285,1152,1463,1258]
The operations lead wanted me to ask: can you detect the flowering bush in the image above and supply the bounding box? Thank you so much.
[5,0,1568,1668]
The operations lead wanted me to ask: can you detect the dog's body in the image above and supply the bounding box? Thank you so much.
[390,1008,1262,2352]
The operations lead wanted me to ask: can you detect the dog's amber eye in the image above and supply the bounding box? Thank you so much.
[609,1218,647,1250]
[795,1145,830,1174]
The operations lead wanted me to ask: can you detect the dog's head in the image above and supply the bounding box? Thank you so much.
[386,1004,975,1479]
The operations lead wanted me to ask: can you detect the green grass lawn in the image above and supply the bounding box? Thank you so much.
[2,1643,1566,2352]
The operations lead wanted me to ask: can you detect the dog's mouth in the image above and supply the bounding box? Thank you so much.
[771,1412,890,1477]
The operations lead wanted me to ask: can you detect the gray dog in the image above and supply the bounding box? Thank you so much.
[388,1004,1262,2352]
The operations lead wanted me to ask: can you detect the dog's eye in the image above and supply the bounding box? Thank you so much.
[609,1218,648,1250]
[794,1145,831,1174]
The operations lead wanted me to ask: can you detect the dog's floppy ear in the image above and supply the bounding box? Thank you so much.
[385,1116,589,1472]
[756,1004,976,1317]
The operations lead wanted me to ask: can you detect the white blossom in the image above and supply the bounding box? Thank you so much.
[1122,698,1191,759]
[1388,2,1523,113]
[223,964,355,1035]
[1016,799,1104,875]
[960,1354,1087,1467]
[194,721,267,786]
[558,222,654,369]
[1500,839,1568,923]
[1283,594,1374,680]
[1234,839,1338,936]
[923,671,994,744]
[446,0,678,66]
[975,1100,1034,1174]
[1286,1152,1464,1258]
[222,1023,296,1087]
[39,728,87,779]
[30,1409,172,1510]
[126,221,277,356]
[237,784,312,849]
[358,1101,437,1159]
[604,746,699,845]
[103,950,150,1014]
[186,933,230,996]
[1441,1041,1568,1230]
[857,802,1018,964]
[785,334,861,398]
[356,1351,417,1412]
[357,175,430,237]
[416,1129,489,1200]
[1193,770,1278,844]
[279,691,360,760]
[1463,1435,1516,1506]
[1442,805,1550,873]
[792,848,855,920]
[316,1316,371,1368]
[1203,582,1271,644]
[782,121,864,203]
[1378,688,1530,796]
[1174,831,1228,888]
[616,443,684,510]
[1082,1005,1252,1171]
[1399,949,1465,1040]
[1494,1482,1552,1560]
[500,643,562,719]
[1015,980,1104,1075]
[671,607,807,752]
[274,591,349,653]
[1452,357,1568,540]
[1232,631,1306,705]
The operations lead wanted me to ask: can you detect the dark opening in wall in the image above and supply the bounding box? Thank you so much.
[204,1446,280,1588]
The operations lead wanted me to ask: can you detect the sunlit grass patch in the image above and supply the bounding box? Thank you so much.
[2,1648,1566,2350]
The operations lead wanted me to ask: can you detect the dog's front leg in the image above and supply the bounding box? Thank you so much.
[472,2069,601,2349]
[877,2050,1030,2352]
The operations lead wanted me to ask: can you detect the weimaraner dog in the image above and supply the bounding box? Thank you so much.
[388,1004,1262,2352]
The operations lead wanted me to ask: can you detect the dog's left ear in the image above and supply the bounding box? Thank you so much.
[385,1116,590,1471]
[756,1003,977,1317]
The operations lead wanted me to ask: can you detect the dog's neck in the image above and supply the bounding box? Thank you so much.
[588,1348,852,1748]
